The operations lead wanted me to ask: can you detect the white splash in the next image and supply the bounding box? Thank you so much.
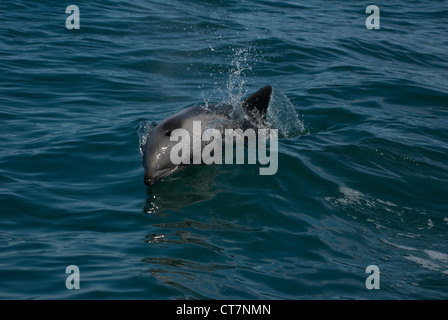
[226,47,252,105]
[206,46,305,138]
[136,120,157,158]
[266,88,305,138]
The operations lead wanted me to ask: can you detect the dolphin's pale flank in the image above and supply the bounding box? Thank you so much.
[142,86,273,186]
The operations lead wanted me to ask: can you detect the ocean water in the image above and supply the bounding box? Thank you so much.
[0,0,447,299]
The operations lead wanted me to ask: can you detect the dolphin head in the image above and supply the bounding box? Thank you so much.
[142,113,187,186]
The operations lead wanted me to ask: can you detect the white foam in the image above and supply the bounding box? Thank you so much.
[424,250,448,264]
[405,255,442,272]
[384,239,448,274]
[381,238,417,252]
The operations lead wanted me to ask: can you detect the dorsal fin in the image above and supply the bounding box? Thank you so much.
[242,86,272,118]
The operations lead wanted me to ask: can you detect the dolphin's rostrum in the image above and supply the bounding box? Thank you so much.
[142,86,273,186]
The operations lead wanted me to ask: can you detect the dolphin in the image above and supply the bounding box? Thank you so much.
[142,86,273,186]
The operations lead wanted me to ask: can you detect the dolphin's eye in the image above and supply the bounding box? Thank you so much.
[165,130,172,137]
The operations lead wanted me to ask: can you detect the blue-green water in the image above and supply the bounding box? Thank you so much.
[1,0,447,299]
